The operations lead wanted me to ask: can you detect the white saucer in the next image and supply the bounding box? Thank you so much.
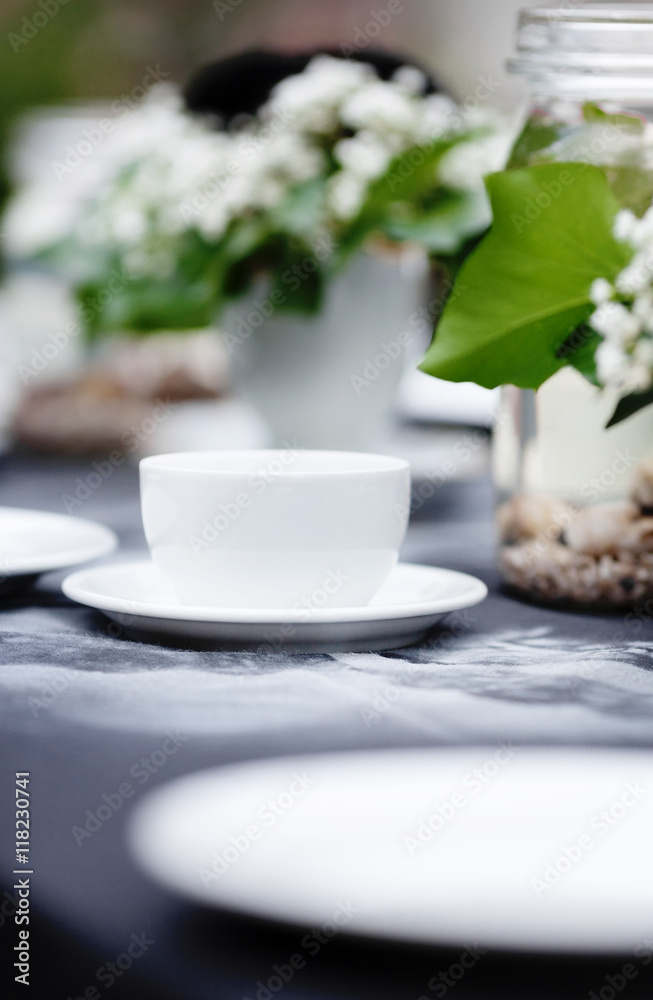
[0,506,117,585]
[61,561,487,652]
[129,748,653,954]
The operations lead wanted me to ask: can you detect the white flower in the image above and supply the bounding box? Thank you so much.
[334,132,391,179]
[392,66,428,95]
[265,55,373,134]
[630,207,653,251]
[614,209,638,244]
[194,204,230,241]
[108,205,147,243]
[589,200,653,395]
[615,254,653,295]
[633,290,653,333]
[634,336,653,370]
[341,81,419,135]
[590,301,642,344]
[327,172,367,220]
[438,130,513,190]
[596,339,627,384]
[251,131,324,182]
[589,278,614,306]
[416,93,459,143]
[254,177,289,209]
[624,360,653,393]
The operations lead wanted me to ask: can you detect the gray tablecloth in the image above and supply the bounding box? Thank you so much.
[2,455,652,747]
[2,451,653,1000]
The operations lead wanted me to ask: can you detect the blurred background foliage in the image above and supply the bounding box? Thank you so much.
[0,0,521,454]
[0,0,527,212]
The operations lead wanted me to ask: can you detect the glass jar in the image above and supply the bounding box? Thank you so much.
[509,5,653,112]
[494,5,653,609]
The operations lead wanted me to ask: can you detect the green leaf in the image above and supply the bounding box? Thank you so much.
[379,136,470,202]
[219,215,273,265]
[336,134,478,262]
[582,102,645,132]
[34,234,113,285]
[78,278,216,339]
[266,241,324,314]
[268,178,326,239]
[419,163,633,389]
[508,115,564,169]
[607,388,653,428]
[382,189,491,254]
[269,266,323,314]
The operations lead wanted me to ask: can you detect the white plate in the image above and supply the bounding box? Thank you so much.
[129,748,653,954]
[0,506,117,578]
[61,561,487,652]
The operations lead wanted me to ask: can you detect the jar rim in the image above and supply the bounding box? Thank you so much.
[523,5,653,24]
[509,3,653,94]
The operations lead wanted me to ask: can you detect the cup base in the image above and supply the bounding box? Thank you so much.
[151,548,399,610]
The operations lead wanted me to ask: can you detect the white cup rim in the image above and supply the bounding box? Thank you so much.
[140,450,410,477]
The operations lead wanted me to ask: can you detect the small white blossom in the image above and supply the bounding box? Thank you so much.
[334,132,391,179]
[416,94,459,143]
[589,202,653,396]
[438,129,514,190]
[327,172,367,220]
[615,255,653,295]
[614,209,639,244]
[633,290,653,333]
[629,207,653,250]
[590,301,641,344]
[341,81,419,135]
[392,66,428,95]
[596,339,627,384]
[624,360,653,393]
[266,55,372,134]
[589,278,614,305]
[255,132,325,182]
[634,337,653,371]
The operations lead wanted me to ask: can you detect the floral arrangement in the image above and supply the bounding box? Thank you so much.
[421,102,653,428]
[588,208,653,404]
[31,51,513,338]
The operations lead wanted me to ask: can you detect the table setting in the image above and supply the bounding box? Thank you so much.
[3,4,653,999]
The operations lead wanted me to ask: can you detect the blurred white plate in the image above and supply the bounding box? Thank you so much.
[0,506,117,578]
[129,748,653,953]
[61,561,487,652]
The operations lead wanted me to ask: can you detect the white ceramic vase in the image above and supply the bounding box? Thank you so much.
[222,249,429,451]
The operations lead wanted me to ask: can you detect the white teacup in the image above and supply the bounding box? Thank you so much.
[140,449,411,609]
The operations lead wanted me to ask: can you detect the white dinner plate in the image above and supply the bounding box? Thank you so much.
[61,560,487,652]
[129,748,653,954]
[0,506,117,579]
